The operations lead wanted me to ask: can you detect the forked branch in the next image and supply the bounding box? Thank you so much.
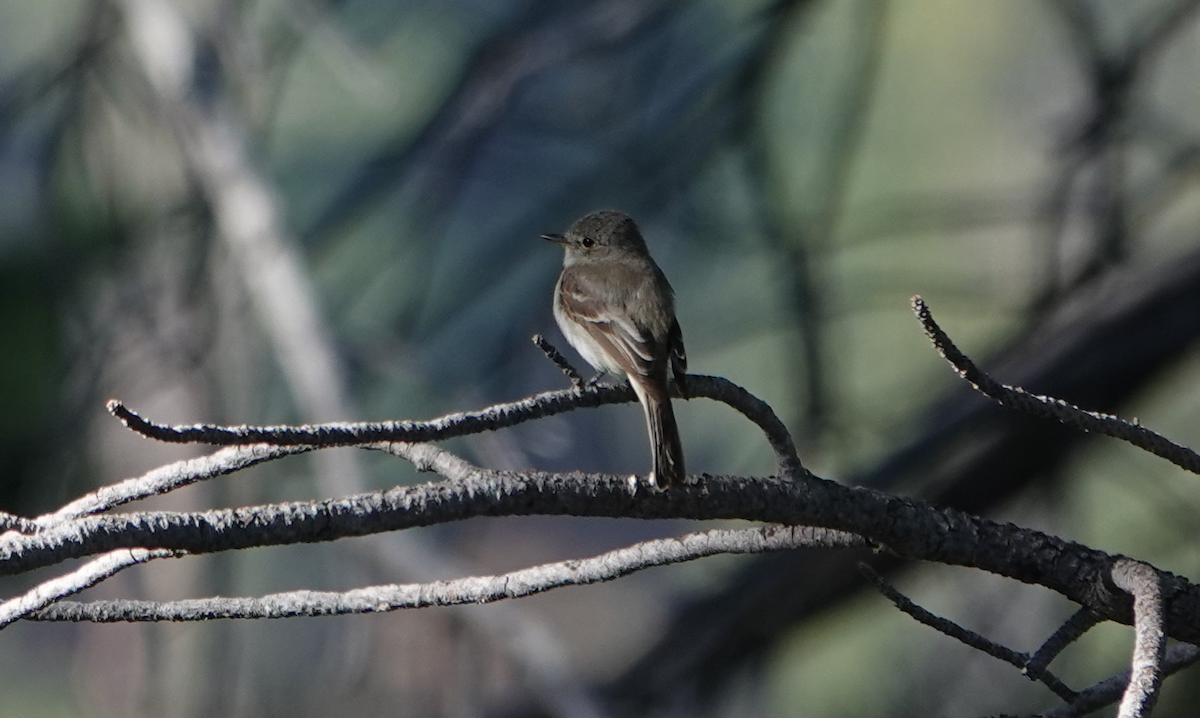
[913,295,1200,474]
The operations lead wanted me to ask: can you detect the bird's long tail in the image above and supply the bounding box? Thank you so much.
[632,379,685,488]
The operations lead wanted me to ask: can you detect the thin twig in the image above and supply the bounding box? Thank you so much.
[859,563,1078,702]
[369,441,482,478]
[1039,644,1199,718]
[1025,607,1101,679]
[1111,559,1166,718]
[104,388,614,445]
[35,444,313,527]
[912,296,1200,475]
[107,374,805,478]
[29,526,866,622]
[533,334,584,387]
[0,548,181,628]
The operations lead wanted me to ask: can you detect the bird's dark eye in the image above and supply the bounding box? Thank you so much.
[580,237,595,248]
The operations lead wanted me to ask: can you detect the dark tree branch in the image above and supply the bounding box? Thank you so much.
[1111,559,1167,718]
[1025,607,1101,680]
[1039,643,1199,718]
[5,463,1200,648]
[859,563,1077,702]
[913,296,1200,475]
[107,374,805,477]
[28,526,866,622]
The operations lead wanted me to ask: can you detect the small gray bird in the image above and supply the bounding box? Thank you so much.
[543,210,688,487]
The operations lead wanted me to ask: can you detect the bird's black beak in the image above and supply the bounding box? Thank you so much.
[541,233,566,245]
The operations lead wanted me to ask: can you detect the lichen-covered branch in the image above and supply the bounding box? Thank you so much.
[5,466,1200,647]
[29,526,865,622]
[1112,559,1167,718]
[0,549,181,627]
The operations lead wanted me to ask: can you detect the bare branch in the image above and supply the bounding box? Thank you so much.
[107,374,805,477]
[1111,559,1166,718]
[369,441,481,479]
[4,465,1200,647]
[912,296,1200,474]
[1039,644,1199,718]
[95,367,801,718]
[36,444,313,527]
[859,563,1077,702]
[533,334,584,388]
[0,549,180,628]
[1025,607,1101,679]
[28,526,865,622]
[103,387,622,445]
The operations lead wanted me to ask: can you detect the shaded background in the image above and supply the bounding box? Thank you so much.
[2,0,1200,716]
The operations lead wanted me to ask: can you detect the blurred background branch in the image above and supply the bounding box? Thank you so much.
[2,0,1200,716]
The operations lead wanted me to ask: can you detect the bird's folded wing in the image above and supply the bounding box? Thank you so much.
[558,271,659,380]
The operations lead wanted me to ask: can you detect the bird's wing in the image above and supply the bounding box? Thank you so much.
[668,316,688,398]
[557,269,660,381]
